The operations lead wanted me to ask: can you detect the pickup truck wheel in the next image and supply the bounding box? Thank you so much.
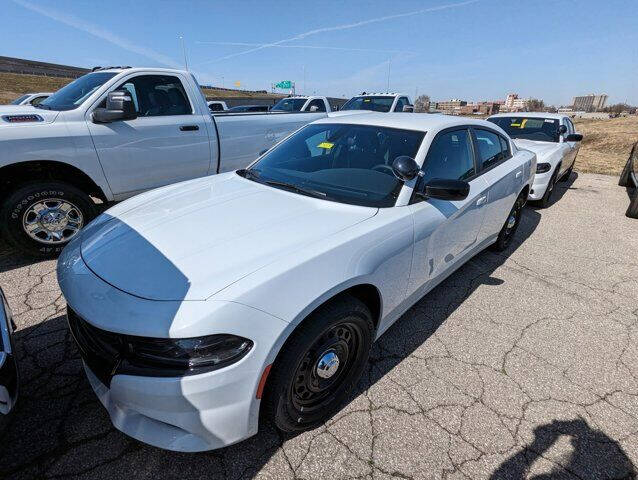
[0,182,96,258]
[490,194,525,252]
[263,295,373,433]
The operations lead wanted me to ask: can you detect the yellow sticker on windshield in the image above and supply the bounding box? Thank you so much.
[521,118,528,128]
[364,99,371,102]
[317,142,334,149]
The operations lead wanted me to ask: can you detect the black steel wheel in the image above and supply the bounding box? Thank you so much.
[263,295,374,432]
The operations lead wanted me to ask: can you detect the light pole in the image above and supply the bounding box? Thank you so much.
[386,57,391,92]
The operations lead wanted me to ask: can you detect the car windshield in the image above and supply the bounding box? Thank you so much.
[37,72,117,111]
[239,123,425,208]
[489,116,560,143]
[341,96,394,113]
[11,94,30,105]
[271,98,307,112]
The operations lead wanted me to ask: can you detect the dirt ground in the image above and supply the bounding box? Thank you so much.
[573,116,638,176]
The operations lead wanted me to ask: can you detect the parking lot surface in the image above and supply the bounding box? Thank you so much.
[1,172,637,480]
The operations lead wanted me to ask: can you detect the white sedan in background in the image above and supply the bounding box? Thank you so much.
[10,92,52,106]
[488,112,582,207]
[58,113,535,452]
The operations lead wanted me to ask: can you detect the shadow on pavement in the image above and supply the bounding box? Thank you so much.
[490,419,636,479]
[1,204,547,479]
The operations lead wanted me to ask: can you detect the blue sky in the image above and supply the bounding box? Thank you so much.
[3,0,637,105]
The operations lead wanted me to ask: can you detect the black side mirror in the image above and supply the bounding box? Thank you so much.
[565,133,583,142]
[559,125,568,135]
[93,90,138,123]
[421,178,470,201]
[402,105,414,112]
[392,156,420,181]
[259,149,268,156]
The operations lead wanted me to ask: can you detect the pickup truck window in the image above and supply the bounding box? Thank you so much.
[307,99,326,112]
[394,97,407,112]
[420,129,475,183]
[271,98,307,112]
[111,75,192,117]
[341,96,394,113]
[241,123,424,208]
[37,72,117,111]
[489,116,560,143]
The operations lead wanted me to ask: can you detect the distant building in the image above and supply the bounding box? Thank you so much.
[572,94,608,112]
[502,93,529,112]
[435,99,467,114]
[459,102,500,115]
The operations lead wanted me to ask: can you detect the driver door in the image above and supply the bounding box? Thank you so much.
[407,127,489,295]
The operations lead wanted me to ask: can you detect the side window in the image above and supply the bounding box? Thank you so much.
[421,129,475,183]
[474,129,508,170]
[499,135,511,158]
[114,75,191,117]
[393,97,406,112]
[307,99,326,112]
[209,103,224,112]
[30,96,47,106]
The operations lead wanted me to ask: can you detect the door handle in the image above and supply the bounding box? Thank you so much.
[179,125,199,131]
[516,171,522,178]
[476,196,488,206]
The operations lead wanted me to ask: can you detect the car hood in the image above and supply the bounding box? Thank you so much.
[0,105,60,125]
[512,139,559,160]
[80,173,377,301]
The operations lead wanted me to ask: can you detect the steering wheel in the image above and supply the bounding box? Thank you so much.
[372,164,395,175]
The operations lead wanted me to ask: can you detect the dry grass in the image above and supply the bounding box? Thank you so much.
[0,71,280,104]
[573,116,638,176]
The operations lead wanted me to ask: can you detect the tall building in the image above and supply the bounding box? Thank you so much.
[572,94,608,112]
[435,99,467,114]
[503,93,529,112]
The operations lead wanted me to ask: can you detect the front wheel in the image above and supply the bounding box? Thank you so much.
[0,182,96,258]
[263,295,374,432]
[536,168,559,209]
[490,193,525,252]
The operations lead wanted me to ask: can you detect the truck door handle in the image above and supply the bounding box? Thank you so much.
[516,171,522,178]
[476,196,488,206]
[179,125,199,131]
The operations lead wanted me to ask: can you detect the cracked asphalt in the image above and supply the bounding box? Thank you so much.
[1,172,637,479]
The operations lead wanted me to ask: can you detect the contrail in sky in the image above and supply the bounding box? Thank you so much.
[196,41,411,54]
[11,0,181,68]
[198,0,480,65]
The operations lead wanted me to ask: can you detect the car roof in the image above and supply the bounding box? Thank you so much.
[489,112,565,120]
[315,112,496,132]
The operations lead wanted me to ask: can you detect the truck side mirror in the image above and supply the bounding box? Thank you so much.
[565,133,583,142]
[309,105,319,112]
[93,90,138,123]
[402,105,414,113]
[559,125,567,135]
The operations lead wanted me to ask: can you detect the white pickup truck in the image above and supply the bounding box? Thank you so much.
[340,93,414,113]
[0,67,333,256]
[270,96,332,113]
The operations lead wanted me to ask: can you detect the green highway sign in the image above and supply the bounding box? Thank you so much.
[275,80,292,89]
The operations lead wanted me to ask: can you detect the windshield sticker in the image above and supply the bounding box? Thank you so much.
[317,142,334,149]
[364,99,371,102]
[545,119,556,123]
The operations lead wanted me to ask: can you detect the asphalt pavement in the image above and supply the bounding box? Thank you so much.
[1,172,637,479]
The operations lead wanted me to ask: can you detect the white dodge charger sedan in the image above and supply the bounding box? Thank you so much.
[58,113,536,452]
[488,112,582,207]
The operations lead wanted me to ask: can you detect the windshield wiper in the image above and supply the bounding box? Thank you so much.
[263,179,327,199]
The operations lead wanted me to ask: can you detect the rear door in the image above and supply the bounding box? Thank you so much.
[407,127,489,293]
[562,117,579,171]
[472,127,523,241]
[87,73,211,196]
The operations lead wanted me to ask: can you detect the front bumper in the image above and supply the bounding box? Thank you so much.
[528,170,553,201]
[57,237,289,451]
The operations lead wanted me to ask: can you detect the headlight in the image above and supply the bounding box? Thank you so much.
[124,334,253,376]
[536,162,552,174]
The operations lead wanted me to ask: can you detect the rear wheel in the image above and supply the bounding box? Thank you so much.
[263,295,374,432]
[0,182,96,258]
[490,193,525,252]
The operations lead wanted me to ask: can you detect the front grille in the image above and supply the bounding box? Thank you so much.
[67,307,121,387]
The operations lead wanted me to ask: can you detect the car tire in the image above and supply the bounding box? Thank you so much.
[559,164,574,183]
[536,168,559,209]
[490,192,526,252]
[627,193,638,219]
[619,158,631,187]
[0,182,96,258]
[263,295,374,433]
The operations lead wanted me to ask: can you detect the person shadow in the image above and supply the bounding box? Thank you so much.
[490,418,637,479]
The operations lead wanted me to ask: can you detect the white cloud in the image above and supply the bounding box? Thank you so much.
[199,0,479,65]
[11,0,181,68]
